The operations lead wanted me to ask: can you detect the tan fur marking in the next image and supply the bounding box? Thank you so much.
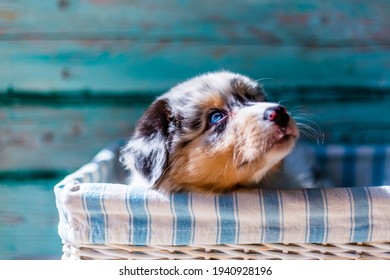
[198,92,226,110]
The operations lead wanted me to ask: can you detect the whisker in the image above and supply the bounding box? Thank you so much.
[277,99,295,106]
[288,105,305,113]
[297,123,325,145]
[291,109,325,145]
[255,77,276,84]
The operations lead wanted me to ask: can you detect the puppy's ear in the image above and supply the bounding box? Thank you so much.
[121,99,171,187]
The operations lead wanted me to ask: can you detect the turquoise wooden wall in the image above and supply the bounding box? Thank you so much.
[1,0,390,92]
[0,0,389,259]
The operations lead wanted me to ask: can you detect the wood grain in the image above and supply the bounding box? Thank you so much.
[0,178,62,259]
[0,102,146,171]
[1,87,389,174]
[0,0,389,91]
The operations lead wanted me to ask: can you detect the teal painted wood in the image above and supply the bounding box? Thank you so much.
[0,87,389,172]
[273,90,390,144]
[0,103,146,171]
[0,178,62,259]
[0,0,390,91]
[0,0,388,164]
[1,0,389,44]
[1,41,390,92]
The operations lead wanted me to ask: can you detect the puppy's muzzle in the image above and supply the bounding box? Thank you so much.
[264,105,289,127]
[263,105,297,143]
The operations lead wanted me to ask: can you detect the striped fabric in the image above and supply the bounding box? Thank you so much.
[54,142,390,246]
[315,145,390,188]
[284,144,390,188]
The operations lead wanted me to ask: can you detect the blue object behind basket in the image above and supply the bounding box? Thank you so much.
[284,145,390,188]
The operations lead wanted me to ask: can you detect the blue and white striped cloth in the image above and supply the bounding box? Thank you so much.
[54,142,390,246]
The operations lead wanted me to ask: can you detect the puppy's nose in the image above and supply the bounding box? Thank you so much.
[263,105,290,127]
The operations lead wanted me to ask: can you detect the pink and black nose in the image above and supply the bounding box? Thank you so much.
[263,105,290,127]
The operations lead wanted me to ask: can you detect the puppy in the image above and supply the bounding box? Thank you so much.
[121,71,301,193]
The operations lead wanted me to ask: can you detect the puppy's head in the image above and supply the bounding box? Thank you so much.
[121,71,299,192]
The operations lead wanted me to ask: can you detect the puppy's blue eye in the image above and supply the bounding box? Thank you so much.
[209,111,225,124]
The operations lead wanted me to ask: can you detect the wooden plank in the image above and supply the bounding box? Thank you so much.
[0,0,389,91]
[0,178,62,259]
[1,0,389,44]
[1,40,390,92]
[0,87,389,172]
[0,102,147,171]
[282,97,390,144]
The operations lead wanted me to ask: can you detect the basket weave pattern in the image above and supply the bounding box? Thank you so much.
[62,242,390,260]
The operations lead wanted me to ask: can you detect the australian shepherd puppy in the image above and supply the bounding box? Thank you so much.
[121,71,305,193]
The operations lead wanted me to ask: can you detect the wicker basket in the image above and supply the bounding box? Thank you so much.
[61,242,390,260]
[54,142,390,260]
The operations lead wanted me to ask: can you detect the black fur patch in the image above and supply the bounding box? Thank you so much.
[187,108,204,131]
[134,147,157,181]
[136,98,171,139]
[232,91,247,105]
[250,85,266,102]
[124,98,172,186]
[231,77,266,103]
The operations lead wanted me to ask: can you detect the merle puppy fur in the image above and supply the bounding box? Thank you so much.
[121,71,301,193]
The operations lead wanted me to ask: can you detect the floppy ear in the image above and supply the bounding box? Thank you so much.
[121,99,171,187]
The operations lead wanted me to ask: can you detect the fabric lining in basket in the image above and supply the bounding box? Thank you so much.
[54,141,390,260]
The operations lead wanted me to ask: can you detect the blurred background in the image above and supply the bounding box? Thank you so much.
[0,0,389,259]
